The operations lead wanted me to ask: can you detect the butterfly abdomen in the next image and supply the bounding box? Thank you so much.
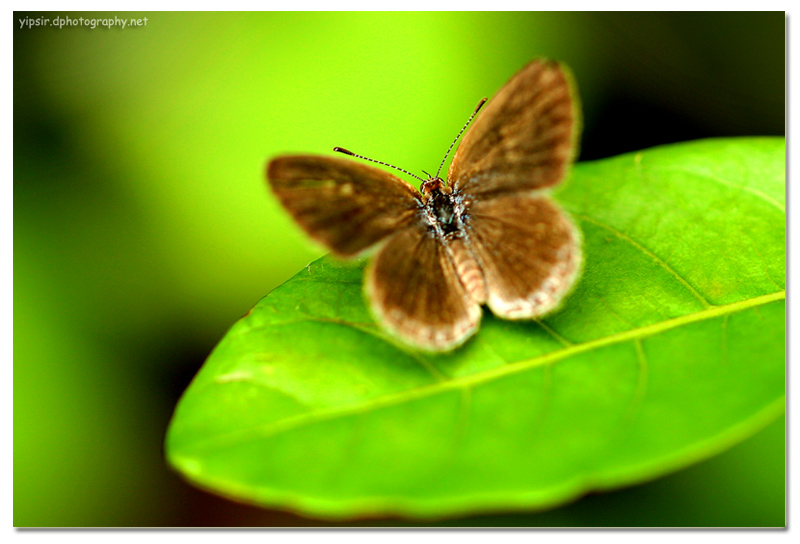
[448,238,487,304]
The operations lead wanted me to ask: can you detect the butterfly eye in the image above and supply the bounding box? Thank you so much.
[421,177,443,194]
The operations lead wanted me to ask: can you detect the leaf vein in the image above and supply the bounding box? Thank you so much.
[574,213,712,309]
[650,166,785,212]
[624,338,650,429]
[534,318,573,346]
[191,291,784,451]
[452,386,473,454]
[721,314,730,368]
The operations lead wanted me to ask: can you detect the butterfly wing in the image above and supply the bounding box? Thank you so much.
[449,59,579,196]
[267,155,421,257]
[462,194,581,318]
[366,225,481,351]
[448,60,582,318]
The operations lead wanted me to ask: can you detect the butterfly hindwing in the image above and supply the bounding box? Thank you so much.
[449,59,579,197]
[464,194,581,319]
[267,156,420,257]
[366,225,481,351]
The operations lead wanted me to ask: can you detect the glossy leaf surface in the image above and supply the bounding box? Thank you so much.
[166,138,785,519]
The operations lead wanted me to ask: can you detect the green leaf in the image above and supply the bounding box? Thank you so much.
[165,137,785,520]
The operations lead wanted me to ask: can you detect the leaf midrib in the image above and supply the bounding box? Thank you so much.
[188,290,785,452]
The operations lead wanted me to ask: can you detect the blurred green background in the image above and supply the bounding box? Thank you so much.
[14,12,784,527]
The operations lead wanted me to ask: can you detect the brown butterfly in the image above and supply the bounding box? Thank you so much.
[266,59,582,351]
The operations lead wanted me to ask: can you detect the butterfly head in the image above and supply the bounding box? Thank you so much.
[420,175,446,195]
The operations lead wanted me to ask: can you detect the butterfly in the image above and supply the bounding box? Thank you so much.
[266,59,582,352]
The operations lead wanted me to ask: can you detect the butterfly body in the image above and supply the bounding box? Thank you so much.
[267,59,582,351]
[421,182,459,236]
[419,181,488,304]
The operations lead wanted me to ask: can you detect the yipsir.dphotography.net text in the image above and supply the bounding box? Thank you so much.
[18,14,148,30]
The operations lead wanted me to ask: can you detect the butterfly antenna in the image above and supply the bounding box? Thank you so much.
[435,97,487,180]
[334,147,425,182]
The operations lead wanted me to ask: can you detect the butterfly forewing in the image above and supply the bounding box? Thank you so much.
[449,60,578,196]
[267,156,420,257]
[366,226,482,351]
[464,195,581,319]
